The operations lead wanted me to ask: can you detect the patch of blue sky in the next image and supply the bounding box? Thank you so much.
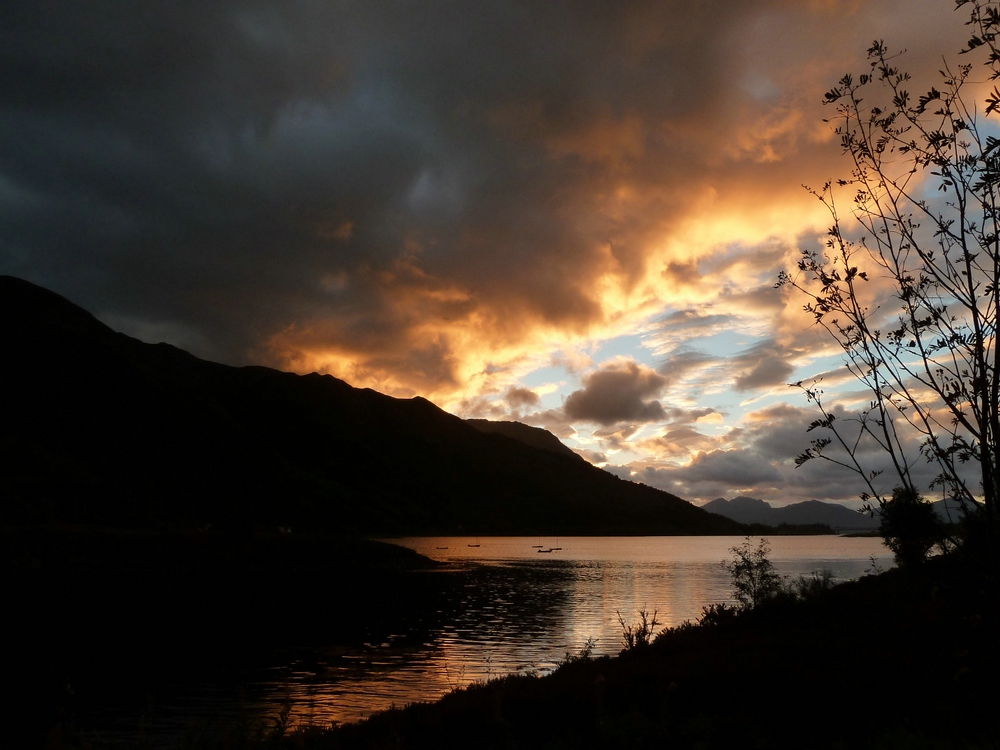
[517,364,553,385]
[516,363,574,411]
[519,363,569,390]
[588,332,656,367]
[659,324,766,363]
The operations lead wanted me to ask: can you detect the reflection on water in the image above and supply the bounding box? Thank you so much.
[83,535,888,747]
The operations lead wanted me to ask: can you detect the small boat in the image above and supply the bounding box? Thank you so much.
[435,546,449,550]
[537,548,553,553]
[467,536,481,548]
[551,538,562,551]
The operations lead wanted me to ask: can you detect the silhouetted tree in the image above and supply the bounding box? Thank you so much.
[778,0,1000,558]
[880,486,944,566]
[727,537,783,611]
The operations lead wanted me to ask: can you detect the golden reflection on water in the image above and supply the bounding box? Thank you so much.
[85,536,889,746]
[261,536,889,728]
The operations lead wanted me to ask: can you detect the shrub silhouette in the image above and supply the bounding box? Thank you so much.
[880,486,943,567]
[790,568,836,599]
[726,537,783,611]
[616,608,661,650]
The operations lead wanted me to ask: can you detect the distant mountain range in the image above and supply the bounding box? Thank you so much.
[703,495,976,530]
[0,275,745,536]
[703,496,880,531]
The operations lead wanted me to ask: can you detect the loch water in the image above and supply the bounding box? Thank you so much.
[82,535,889,747]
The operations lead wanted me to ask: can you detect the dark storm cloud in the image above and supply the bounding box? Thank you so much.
[2,0,728,363]
[0,0,427,360]
[0,0,967,402]
[564,360,666,425]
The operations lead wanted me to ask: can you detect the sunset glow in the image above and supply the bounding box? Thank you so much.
[0,0,974,506]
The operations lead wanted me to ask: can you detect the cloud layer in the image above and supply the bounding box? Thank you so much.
[564,361,666,425]
[0,0,975,504]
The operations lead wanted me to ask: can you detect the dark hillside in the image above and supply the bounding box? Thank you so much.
[467,419,583,459]
[0,275,741,535]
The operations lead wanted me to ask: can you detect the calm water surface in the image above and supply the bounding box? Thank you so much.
[84,535,888,747]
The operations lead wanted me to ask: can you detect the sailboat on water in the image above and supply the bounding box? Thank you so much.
[467,536,481,548]
[536,536,562,553]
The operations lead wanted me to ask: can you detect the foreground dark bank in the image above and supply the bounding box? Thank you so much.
[4,526,449,750]
[0,274,740,536]
[260,550,998,750]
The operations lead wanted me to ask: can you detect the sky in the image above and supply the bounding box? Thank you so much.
[0,1,980,507]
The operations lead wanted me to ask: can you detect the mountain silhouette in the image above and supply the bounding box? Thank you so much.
[466,419,582,460]
[703,496,879,530]
[0,276,743,535]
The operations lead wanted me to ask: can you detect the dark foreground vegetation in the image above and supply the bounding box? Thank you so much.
[269,548,997,750]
